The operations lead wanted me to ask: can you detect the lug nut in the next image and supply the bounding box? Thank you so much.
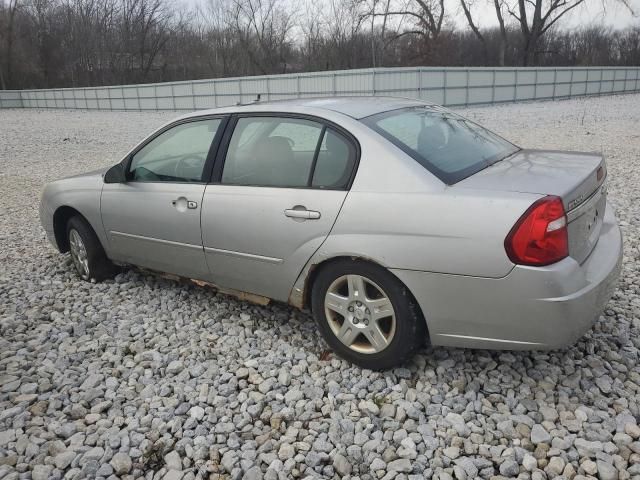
[364,320,369,326]
[353,318,359,324]
[348,306,354,312]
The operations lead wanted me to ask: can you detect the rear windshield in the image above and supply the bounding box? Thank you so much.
[361,106,520,184]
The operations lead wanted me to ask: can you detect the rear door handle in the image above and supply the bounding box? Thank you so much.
[284,208,321,220]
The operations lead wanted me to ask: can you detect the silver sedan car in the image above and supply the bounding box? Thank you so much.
[40,97,623,369]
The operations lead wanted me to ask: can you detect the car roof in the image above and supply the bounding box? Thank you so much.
[184,96,430,120]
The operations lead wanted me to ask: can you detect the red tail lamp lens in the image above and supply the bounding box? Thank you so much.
[505,196,568,266]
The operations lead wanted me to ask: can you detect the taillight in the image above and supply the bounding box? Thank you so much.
[505,196,568,266]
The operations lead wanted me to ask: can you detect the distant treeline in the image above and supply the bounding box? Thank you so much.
[0,0,638,90]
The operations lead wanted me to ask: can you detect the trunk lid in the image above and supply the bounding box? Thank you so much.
[456,149,607,264]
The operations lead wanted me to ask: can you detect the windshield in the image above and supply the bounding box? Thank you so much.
[362,106,520,184]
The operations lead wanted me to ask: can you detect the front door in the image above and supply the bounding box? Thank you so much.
[201,115,358,301]
[101,117,225,279]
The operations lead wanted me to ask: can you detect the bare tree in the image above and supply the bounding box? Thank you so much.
[229,0,295,74]
[118,0,173,82]
[459,0,508,65]
[0,0,20,88]
[383,0,446,40]
[508,0,595,65]
[459,0,486,61]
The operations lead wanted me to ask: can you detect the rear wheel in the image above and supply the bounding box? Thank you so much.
[311,259,425,370]
[66,216,118,282]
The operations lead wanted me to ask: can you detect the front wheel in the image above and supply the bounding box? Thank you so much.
[66,216,118,282]
[311,260,425,370]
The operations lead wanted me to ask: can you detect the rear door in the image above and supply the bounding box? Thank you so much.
[101,116,227,279]
[201,114,358,301]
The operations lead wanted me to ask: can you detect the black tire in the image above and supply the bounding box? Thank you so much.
[66,216,118,282]
[311,259,426,370]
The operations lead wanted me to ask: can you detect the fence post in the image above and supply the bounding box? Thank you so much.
[598,69,603,96]
[584,68,589,97]
[154,85,158,110]
[624,68,629,92]
[568,69,574,98]
[443,69,448,106]
[372,69,376,96]
[191,81,196,111]
[465,69,470,106]
[491,69,496,103]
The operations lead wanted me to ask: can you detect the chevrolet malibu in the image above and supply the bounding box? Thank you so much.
[40,97,622,369]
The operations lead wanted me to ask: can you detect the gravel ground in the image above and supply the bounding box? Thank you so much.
[1,94,639,480]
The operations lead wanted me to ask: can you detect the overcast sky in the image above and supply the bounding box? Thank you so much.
[182,0,638,30]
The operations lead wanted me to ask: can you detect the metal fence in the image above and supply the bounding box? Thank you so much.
[1,66,639,111]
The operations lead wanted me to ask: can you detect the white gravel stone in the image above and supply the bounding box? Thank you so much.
[165,450,182,470]
[500,458,520,477]
[530,424,551,444]
[31,465,52,480]
[522,454,537,472]
[582,459,598,475]
[110,452,132,475]
[188,405,205,420]
[370,458,386,471]
[597,460,618,480]
[625,423,640,439]
[54,451,75,470]
[443,446,460,459]
[388,458,412,472]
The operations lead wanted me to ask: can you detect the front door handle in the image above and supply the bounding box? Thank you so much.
[172,198,198,210]
[284,207,321,220]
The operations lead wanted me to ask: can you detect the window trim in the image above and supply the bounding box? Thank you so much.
[209,112,360,191]
[122,114,230,185]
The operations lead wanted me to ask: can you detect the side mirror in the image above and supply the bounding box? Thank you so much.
[104,163,127,184]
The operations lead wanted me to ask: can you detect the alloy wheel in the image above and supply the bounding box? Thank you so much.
[69,229,89,279]
[324,274,396,354]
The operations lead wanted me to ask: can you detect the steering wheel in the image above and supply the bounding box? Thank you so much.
[174,154,205,180]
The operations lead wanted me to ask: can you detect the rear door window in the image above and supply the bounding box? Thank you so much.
[221,116,356,189]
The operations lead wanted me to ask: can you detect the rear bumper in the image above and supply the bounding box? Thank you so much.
[392,202,623,350]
